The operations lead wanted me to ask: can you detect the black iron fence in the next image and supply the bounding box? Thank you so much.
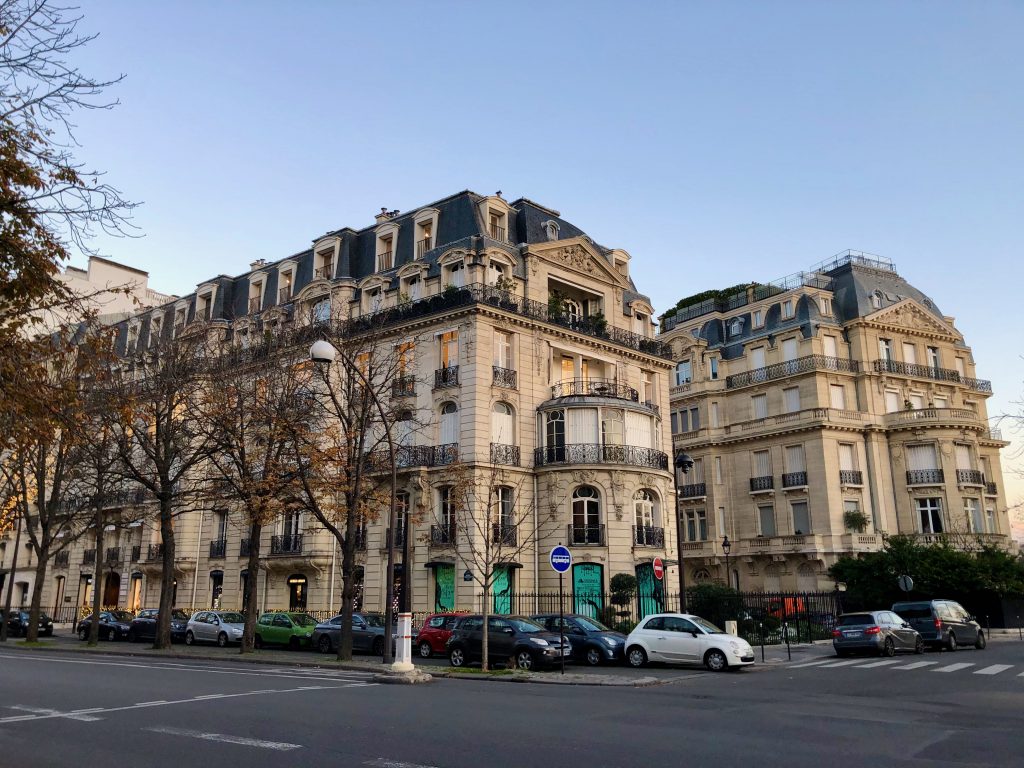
[535,443,668,470]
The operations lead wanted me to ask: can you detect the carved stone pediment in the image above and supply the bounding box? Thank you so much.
[870,300,957,339]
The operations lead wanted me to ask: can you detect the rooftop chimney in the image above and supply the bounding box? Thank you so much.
[250,259,268,271]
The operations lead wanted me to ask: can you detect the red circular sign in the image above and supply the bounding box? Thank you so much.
[652,557,664,581]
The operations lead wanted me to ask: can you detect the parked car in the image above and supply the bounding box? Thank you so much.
[313,612,401,656]
[415,613,463,658]
[127,608,190,643]
[76,610,134,641]
[2,609,54,638]
[446,615,572,671]
[892,599,986,651]
[186,611,246,647]
[530,613,626,665]
[625,613,755,671]
[253,611,318,649]
[832,611,924,657]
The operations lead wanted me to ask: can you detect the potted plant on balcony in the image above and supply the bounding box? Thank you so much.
[494,275,518,310]
[547,290,567,324]
[843,510,870,533]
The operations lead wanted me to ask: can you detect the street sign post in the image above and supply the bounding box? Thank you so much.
[652,557,664,581]
[550,546,573,675]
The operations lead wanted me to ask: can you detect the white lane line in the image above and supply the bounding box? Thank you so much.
[932,662,975,673]
[134,701,168,707]
[855,659,904,669]
[974,664,1013,676]
[5,705,101,722]
[788,659,835,668]
[894,661,938,670]
[145,726,301,751]
[818,659,867,668]
[192,694,226,700]
[365,760,440,768]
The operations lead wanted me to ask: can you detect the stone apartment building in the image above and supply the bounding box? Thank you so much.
[659,251,1011,593]
[26,191,679,618]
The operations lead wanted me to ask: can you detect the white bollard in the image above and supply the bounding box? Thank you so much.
[725,620,738,636]
[391,612,414,673]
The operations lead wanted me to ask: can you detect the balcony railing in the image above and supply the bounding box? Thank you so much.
[270,534,303,555]
[240,538,251,557]
[633,525,664,547]
[492,366,518,389]
[956,469,985,486]
[209,539,227,558]
[873,359,992,393]
[492,523,518,546]
[147,544,164,561]
[248,296,262,314]
[490,443,521,467]
[279,286,292,304]
[105,547,121,563]
[568,524,605,546]
[83,549,95,564]
[839,470,863,485]
[430,524,456,546]
[130,545,141,562]
[314,263,334,280]
[550,378,639,402]
[377,251,393,270]
[392,374,416,398]
[367,443,459,472]
[385,526,406,549]
[415,238,432,258]
[534,444,669,470]
[489,225,507,242]
[782,472,808,488]
[749,476,774,492]
[884,407,983,429]
[906,469,944,486]
[679,483,706,498]
[54,551,69,567]
[985,482,998,496]
[726,355,859,389]
[434,365,459,388]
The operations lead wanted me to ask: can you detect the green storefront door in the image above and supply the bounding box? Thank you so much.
[493,567,513,614]
[572,563,604,618]
[636,563,664,619]
[434,565,455,612]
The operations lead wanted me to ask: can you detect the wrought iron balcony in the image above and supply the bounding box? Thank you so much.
[956,469,985,486]
[270,534,303,555]
[430,524,456,546]
[749,475,774,492]
[209,539,227,558]
[147,544,164,561]
[550,378,639,402]
[782,472,808,488]
[492,523,518,546]
[392,374,416,398]
[314,263,334,280]
[367,443,459,472]
[415,237,432,258]
[489,225,507,242]
[279,286,292,304]
[130,545,141,562]
[490,443,520,467]
[54,551,69,567]
[839,470,863,485]
[434,365,459,388]
[985,481,998,496]
[83,549,95,564]
[534,444,669,470]
[726,355,859,389]
[633,525,664,547]
[873,359,991,393]
[105,547,121,563]
[248,296,262,314]
[906,469,944,485]
[679,483,706,498]
[240,538,251,557]
[492,366,518,389]
[567,524,605,546]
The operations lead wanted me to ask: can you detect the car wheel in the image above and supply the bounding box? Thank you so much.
[449,647,466,668]
[127,628,138,643]
[78,627,87,641]
[914,636,924,655]
[585,646,603,666]
[947,632,958,652]
[419,641,433,659]
[515,649,536,671]
[185,630,195,646]
[217,632,228,648]
[288,636,300,651]
[882,638,896,657]
[975,631,986,650]
[372,637,385,657]
[318,635,333,654]
[253,634,263,649]
[705,649,729,672]
[627,645,648,668]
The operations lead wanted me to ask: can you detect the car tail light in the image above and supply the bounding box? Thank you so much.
[934,618,943,630]
[864,626,881,635]
[832,629,842,638]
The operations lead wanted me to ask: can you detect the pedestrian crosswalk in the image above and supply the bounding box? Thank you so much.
[788,656,1023,677]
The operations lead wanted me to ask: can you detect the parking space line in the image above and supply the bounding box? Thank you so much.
[974,665,1013,675]
[932,663,975,673]
[894,661,938,670]
[818,659,867,668]
[144,726,301,751]
[854,659,903,669]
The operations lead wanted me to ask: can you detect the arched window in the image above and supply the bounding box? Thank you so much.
[871,291,883,310]
[571,486,601,544]
[634,489,658,529]
[439,402,458,445]
[544,410,565,462]
[564,298,583,324]
[692,568,711,583]
[311,298,331,324]
[491,402,514,444]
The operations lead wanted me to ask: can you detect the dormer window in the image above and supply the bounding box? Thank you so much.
[729,317,745,337]
[366,286,383,312]
[487,262,507,286]
[279,269,293,304]
[416,221,433,258]
[871,290,883,309]
[405,274,422,301]
[376,234,394,272]
[149,316,162,349]
[173,307,187,336]
[634,311,649,338]
[311,297,331,325]
[488,210,507,242]
[446,261,465,288]
[236,328,250,348]
[819,296,832,316]
[752,309,764,328]
[781,299,795,320]
[197,293,213,321]
[127,322,139,351]
[314,249,334,281]
[249,281,263,314]
[543,220,559,241]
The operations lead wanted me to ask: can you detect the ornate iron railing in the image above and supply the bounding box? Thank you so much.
[985,481,998,495]
[434,365,459,388]
[549,378,638,401]
[314,263,333,280]
[430,524,456,546]
[749,476,774,492]
[873,359,991,392]
[492,524,518,546]
[680,483,706,498]
[906,469,943,485]
[956,469,984,485]
[270,534,303,555]
[633,525,664,547]
[492,366,518,389]
[392,374,416,398]
[105,547,121,563]
[366,443,459,471]
[533,444,668,470]
[782,472,808,488]
[147,544,164,561]
[568,524,605,546]
[490,443,520,466]
[83,549,95,564]
[54,551,69,566]
[209,539,227,558]
[727,355,859,389]
[839,470,863,485]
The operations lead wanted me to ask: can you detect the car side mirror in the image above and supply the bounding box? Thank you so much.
[213,619,220,625]
[504,628,515,635]
[690,631,699,638]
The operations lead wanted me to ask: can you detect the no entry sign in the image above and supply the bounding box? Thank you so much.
[652,557,665,581]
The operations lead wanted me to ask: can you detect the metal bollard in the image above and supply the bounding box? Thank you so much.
[784,621,791,661]
[1018,615,1022,642]
[759,621,765,663]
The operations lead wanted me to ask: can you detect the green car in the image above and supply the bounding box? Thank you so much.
[253,612,318,649]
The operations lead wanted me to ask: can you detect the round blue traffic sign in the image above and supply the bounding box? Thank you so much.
[549,545,573,573]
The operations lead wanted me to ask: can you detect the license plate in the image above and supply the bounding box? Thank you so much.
[844,631,861,638]
[561,647,571,656]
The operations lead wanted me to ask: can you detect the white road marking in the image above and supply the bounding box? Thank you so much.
[5,705,101,722]
[134,701,168,707]
[788,659,835,668]
[145,726,301,751]
[818,659,866,668]
[855,659,904,669]
[365,760,440,768]
[894,661,938,670]
[974,664,1013,675]
[932,662,975,673]
[192,694,226,699]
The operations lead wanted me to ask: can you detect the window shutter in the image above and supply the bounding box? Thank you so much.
[782,338,798,361]
[492,407,514,444]
[902,343,917,365]
[838,444,856,472]
[752,394,768,419]
[885,390,900,413]
[751,347,766,370]
[440,408,459,445]
[785,445,805,473]
[753,450,771,477]
[906,444,937,471]
[823,335,838,358]
[569,408,599,444]
[784,387,800,413]
[829,384,846,410]
[625,411,651,447]
[955,444,972,470]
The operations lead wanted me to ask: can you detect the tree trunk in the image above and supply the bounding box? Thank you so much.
[88,523,103,645]
[25,549,49,643]
[0,515,23,643]
[154,497,175,649]
[240,521,262,654]
[337,541,356,661]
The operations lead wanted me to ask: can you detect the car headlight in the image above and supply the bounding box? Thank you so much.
[530,638,549,646]
[601,636,620,647]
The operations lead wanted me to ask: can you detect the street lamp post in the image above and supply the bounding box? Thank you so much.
[722,534,732,590]
[672,451,694,613]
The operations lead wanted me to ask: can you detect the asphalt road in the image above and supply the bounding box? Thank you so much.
[1,640,1022,767]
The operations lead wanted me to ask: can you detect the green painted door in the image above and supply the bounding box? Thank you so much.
[492,567,512,614]
[636,563,664,618]
[572,563,604,618]
[434,565,455,612]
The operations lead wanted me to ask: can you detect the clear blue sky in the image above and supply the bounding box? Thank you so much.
[70,1,1023,511]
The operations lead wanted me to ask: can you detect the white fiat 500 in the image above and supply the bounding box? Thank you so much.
[625,613,755,671]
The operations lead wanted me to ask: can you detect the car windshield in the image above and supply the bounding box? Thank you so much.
[171,610,190,621]
[574,616,612,632]
[109,611,133,622]
[892,604,931,619]
[218,612,245,624]
[362,614,385,628]
[838,614,876,626]
[289,614,317,627]
[691,616,724,634]
[507,618,545,633]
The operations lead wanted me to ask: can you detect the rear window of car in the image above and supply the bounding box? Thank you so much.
[893,603,932,619]
[427,616,446,628]
[838,614,876,626]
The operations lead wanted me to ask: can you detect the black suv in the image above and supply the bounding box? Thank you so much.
[127,608,190,643]
[892,599,986,651]
[530,613,626,665]
[446,615,571,671]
